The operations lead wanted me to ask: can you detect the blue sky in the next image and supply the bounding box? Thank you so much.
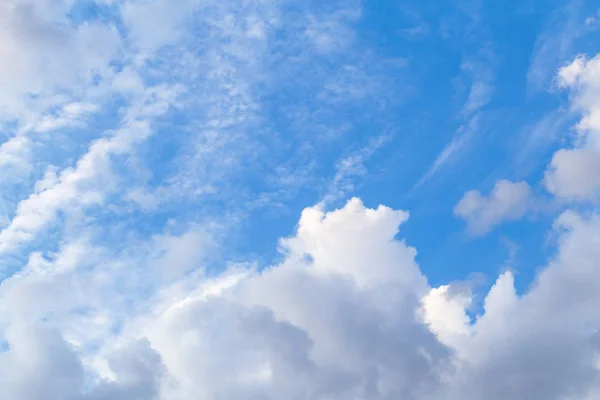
[1,0,600,399]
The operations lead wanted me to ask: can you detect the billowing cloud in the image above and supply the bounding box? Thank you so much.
[544,55,600,201]
[0,198,597,399]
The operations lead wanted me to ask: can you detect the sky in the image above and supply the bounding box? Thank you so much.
[0,0,600,398]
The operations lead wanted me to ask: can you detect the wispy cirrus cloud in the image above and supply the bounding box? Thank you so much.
[526,0,586,95]
[415,43,496,188]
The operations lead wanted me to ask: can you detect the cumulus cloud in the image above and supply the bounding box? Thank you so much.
[0,322,163,400]
[0,198,597,399]
[544,55,600,201]
[454,180,533,234]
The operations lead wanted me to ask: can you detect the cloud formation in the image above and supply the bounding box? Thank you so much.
[454,180,533,235]
[0,198,598,399]
[544,55,600,201]
[0,1,599,399]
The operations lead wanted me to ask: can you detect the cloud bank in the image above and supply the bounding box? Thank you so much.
[0,198,599,399]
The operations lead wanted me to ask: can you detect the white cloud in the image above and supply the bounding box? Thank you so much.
[0,322,84,400]
[134,198,442,399]
[0,0,128,207]
[0,136,32,179]
[412,206,600,399]
[444,210,600,399]
[544,54,600,201]
[421,284,472,349]
[149,230,213,281]
[545,148,600,200]
[0,321,163,400]
[557,55,587,87]
[34,102,98,133]
[0,198,597,399]
[0,0,121,120]
[454,180,533,235]
[0,83,182,255]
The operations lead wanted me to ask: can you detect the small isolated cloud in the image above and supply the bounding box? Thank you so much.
[454,180,533,235]
[544,54,600,201]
